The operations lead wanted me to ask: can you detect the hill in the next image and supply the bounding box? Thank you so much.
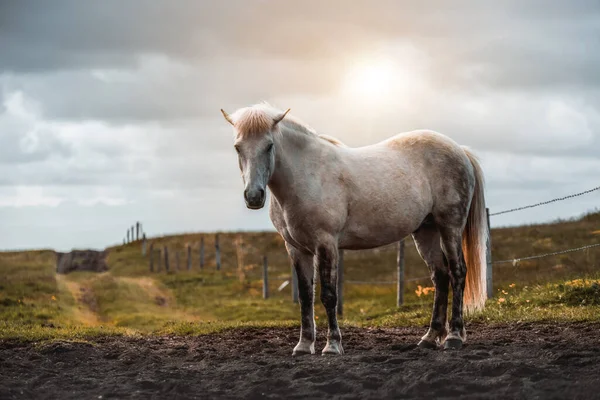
[1,211,599,340]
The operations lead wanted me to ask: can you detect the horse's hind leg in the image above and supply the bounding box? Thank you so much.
[438,225,468,350]
[316,240,343,355]
[412,220,450,349]
[286,243,316,356]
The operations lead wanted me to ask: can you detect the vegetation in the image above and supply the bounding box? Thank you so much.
[1,211,599,342]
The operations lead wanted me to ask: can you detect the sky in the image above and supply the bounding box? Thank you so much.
[1,1,599,251]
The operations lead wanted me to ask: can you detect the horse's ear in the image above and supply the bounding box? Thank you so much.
[221,109,235,126]
[273,108,291,126]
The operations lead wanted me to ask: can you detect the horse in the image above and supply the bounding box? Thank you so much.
[220,103,487,355]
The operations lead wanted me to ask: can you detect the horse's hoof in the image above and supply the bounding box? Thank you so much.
[292,341,315,356]
[417,340,438,350]
[322,342,344,355]
[443,338,463,350]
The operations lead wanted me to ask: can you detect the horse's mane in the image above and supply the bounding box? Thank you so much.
[230,102,346,147]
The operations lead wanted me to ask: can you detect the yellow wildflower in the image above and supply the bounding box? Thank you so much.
[415,285,423,297]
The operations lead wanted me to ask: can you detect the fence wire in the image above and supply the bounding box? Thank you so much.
[492,242,600,265]
[490,185,600,216]
[346,242,599,286]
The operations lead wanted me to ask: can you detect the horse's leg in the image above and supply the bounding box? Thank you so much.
[316,241,343,355]
[286,243,316,356]
[439,226,468,350]
[412,221,450,349]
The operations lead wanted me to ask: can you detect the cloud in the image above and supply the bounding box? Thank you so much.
[1,1,599,250]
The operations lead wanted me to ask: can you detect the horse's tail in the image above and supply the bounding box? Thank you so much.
[461,147,488,313]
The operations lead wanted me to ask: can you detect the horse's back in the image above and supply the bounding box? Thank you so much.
[382,129,476,224]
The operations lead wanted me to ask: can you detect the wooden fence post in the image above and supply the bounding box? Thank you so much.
[126,230,130,243]
[215,234,221,270]
[291,263,299,303]
[199,237,205,269]
[337,249,344,317]
[142,234,147,256]
[187,245,192,271]
[397,239,405,307]
[263,255,269,299]
[486,207,493,298]
[136,222,140,241]
[131,226,135,242]
[164,246,170,272]
[149,244,154,272]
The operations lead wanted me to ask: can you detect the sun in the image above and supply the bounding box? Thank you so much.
[343,58,396,101]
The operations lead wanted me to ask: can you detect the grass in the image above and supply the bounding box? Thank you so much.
[1,211,599,342]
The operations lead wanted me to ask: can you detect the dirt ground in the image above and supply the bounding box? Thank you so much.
[1,322,599,399]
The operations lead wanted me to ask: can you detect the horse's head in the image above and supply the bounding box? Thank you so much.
[220,106,290,210]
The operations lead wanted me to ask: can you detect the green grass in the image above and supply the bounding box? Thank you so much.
[1,212,599,342]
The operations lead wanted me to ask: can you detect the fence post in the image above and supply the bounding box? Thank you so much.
[131,226,135,242]
[126,230,130,243]
[199,237,205,269]
[337,249,344,317]
[187,245,192,271]
[486,207,493,298]
[136,222,140,241]
[263,255,269,299]
[215,234,221,270]
[142,234,147,256]
[291,263,299,303]
[397,239,405,307]
[164,246,170,272]
[149,243,154,272]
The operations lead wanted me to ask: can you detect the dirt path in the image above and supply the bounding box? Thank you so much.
[55,275,100,326]
[1,322,599,399]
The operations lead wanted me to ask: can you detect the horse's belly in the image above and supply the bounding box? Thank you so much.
[339,208,426,250]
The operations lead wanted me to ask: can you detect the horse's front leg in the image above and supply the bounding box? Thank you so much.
[286,243,316,356]
[316,242,344,355]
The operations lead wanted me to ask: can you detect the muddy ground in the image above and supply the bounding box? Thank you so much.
[1,322,599,399]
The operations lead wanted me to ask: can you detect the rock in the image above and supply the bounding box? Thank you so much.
[56,250,108,274]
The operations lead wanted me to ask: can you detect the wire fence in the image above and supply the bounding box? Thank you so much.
[489,185,600,216]
[136,184,599,308]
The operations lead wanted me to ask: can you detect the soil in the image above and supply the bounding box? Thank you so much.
[1,321,599,399]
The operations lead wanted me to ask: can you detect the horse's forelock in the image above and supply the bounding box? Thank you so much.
[233,108,275,138]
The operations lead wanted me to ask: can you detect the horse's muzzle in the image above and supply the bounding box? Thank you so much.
[244,188,265,209]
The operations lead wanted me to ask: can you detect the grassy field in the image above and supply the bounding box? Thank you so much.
[1,211,599,341]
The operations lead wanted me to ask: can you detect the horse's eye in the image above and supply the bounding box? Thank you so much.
[234,145,241,154]
[266,143,274,152]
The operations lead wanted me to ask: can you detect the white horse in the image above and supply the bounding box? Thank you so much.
[221,103,487,355]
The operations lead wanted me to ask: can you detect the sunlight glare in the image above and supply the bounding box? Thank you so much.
[343,58,398,102]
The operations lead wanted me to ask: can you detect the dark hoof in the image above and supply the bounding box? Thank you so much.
[417,340,438,350]
[443,338,463,350]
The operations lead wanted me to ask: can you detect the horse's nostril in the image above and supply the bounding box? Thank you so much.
[259,189,265,198]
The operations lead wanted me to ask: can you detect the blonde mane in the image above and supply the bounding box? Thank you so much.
[230,103,345,147]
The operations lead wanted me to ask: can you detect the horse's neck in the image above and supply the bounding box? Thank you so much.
[268,125,332,205]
